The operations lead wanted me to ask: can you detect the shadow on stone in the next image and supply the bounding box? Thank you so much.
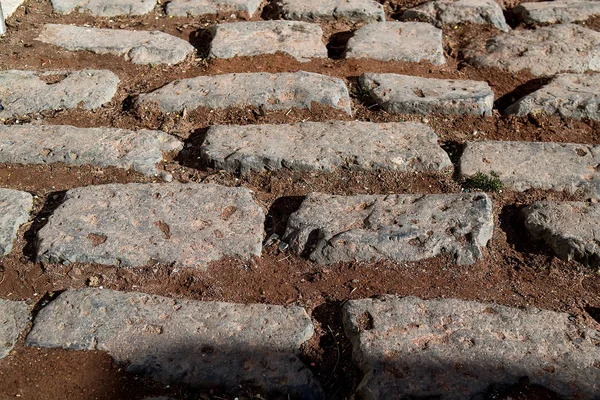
[265,195,305,237]
[327,31,353,59]
[22,190,67,262]
[494,77,552,113]
[189,29,213,59]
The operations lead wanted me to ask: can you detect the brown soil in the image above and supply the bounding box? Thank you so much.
[1,1,600,400]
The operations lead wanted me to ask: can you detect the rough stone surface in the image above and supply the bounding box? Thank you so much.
[165,0,261,17]
[359,73,494,116]
[283,193,493,265]
[51,0,157,16]
[343,295,600,400]
[0,300,30,360]
[345,22,445,65]
[202,121,452,174]
[208,21,327,62]
[0,124,183,181]
[460,141,600,198]
[0,189,33,256]
[463,24,600,76]
[524,201,600,269]
[136,72,352,115]
[403,0,509,31]
[514,0,600,24]
[36,183,265,268]
[2,0,25,18]
[279,0,385,23]
[0,70,119,119]
[37,24,194,65]
[26,289,322,398]
[506,73,600,121]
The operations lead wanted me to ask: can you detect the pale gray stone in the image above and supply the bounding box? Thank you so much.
[2,0,25,18]
[514,0,600,25]
[0,124,183,181]
[343,295,600,400]
[0,189,33,256]
[136,72,352,115]
[404,0,509,31]
[0,70,119,119]
[460,141,600,198]
[283,193,493,265]
[26,288,322,398]
[0,300,30,359]
[36,183,265,268]
[345,22,445,65]
[166,0,261,17]
[51,0,156,16]
[359,73,494,116]
[208,21,327,62]
[37,24,194,65]
[280,0,385,23]
[506,73,600,121]
[202,121,452,174]
[463,24,600,76]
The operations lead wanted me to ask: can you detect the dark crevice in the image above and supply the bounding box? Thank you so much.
[189,28,213,59]
[441,140,464,181]
[494,77,552,113]
[585,306,600,324]
[499,204,553,256]
[264,196,304,237]
[22,191,68,262]
[261,0,281,20]
[173,127,210,171]
[327,31,353,59]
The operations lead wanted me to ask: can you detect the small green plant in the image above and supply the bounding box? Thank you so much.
[464,171,503,192]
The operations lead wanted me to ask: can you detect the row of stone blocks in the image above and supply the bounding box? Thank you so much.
[2,289,599,398]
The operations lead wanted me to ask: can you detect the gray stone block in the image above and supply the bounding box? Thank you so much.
[51,0,157,16]
[514,0,600,25]
[283,192,493,265]
[0,70,119,119]
[36,183,265,268]
[2,0,24,18]
[165,0,261,17]
[343,295,600,399]
[201,121,452,173]
[359,73,494,116]
[26,288,322,398]
[0,299,30,359]
[404,0,509,31]
[280,0,385,23]
[0,189,33,256]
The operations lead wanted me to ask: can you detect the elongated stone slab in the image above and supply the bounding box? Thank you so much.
[51,0,157,16]
[279,0,385,23]
[0,300,30,359]
[208,21,327,62]
[165,0,261,17]
[202,121,452,173]
[36,183,265,267]
[403,0,509,31]
[26,289,322,398]
[514,0,600,25]
[283,193,493,265]
[460,141,600,198]
[463,24,600,76]
[359,73,494,116]
[524,201,600,269]
[506,74,600,121]
[345,22,445,65]
[136,72,352,115]
[0,70,119,119]
[37,24,194,65]
[0,125,183,181]
[0,189,33,256]
[343,296,600,399]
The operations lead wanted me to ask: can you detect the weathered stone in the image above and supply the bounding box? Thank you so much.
[202,121,452,174]
[0,300,30,359]
[165,0,261,17]
[514,0,600,25]
[0,70,119,119]
[524,201,600,269]
[208,21,327,62]
[506,73,600,121]
[2,0,25,18]
[0,189,33,256]
[0,125,182,181]
[36,183,265,267]
[463,24,600,76]
[345,22,445,65]
[136,71,352,115]
[343,295,600,399]
[460,141,600,198]
[37,24,194,65]
[51,0,156,16]
[26,288,322,398]
[359,73,494,116]
[283,193,493,265]
[279,0,385,23]
[404,0,509,31]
